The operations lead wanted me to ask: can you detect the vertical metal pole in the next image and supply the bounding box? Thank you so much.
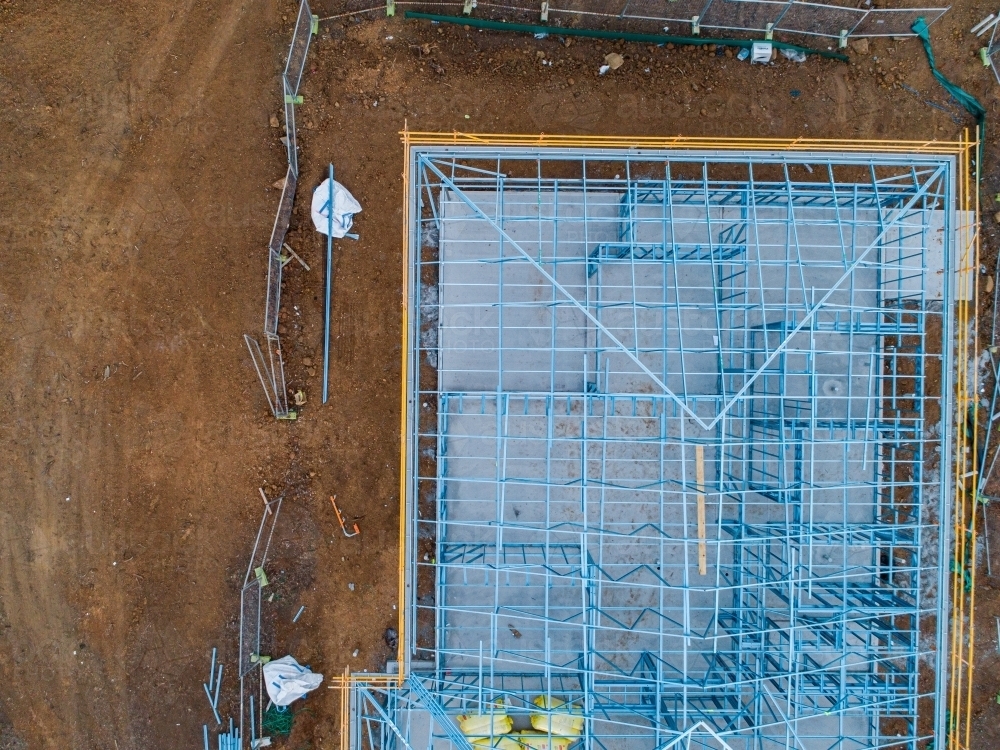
[323,163,334,403]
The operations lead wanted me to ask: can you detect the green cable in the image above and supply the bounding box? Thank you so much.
[912,17,986,162]
[404,11,849,62]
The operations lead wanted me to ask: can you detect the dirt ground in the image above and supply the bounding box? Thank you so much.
[2,0,1000,747]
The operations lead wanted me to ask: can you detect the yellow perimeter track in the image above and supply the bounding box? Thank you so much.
[332,130,981,750]
[947,129,980,750]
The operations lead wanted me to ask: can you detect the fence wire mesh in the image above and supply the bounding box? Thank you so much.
[337,0,947,41]
[248,0,314,418]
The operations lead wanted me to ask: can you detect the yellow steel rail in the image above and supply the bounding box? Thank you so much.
[947,129,981,750]
[400,131,969,154]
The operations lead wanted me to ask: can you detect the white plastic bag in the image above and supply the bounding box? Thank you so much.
[262,655,324,706]
[311,178,362,238]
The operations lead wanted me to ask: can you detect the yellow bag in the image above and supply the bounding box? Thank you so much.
[530,696,584,736]
[472,737,523,750]
[510,731,574,750]
[457,713,514,738]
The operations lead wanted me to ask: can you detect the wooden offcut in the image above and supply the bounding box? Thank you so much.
[696,444,706,575]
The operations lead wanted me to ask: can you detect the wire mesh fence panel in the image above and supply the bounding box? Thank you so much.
[266,168,297,338]
[612,0,714,28]
[775,2,865,38]
[991,22,1000,85]
[284,78,299,178]
[852,7,946,36]
[264,249,284,339]
[250,0,312,419]
[285,0,315,95]
[391,0,947,39]
[342,0,392,13]
[239,580,262,677]
[268,166,297,257]
[700,0,788,35]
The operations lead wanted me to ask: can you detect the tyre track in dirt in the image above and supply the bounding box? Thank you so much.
[0,1,283,746]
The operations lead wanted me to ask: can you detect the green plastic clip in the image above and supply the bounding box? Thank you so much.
[839,29,848,49]
[387,0,396,16]
[463,0,473,15]
[277,410,298,420]
[980,47,991,67]
[284,94,304,105]
[311,16,319,35]
[255,567,269,587]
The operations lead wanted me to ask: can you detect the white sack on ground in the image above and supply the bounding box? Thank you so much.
[311,178,361,238]
[262,655,324,706]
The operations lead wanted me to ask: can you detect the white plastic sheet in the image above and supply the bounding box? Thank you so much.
[262,655,324,706]
[311,178,362,238]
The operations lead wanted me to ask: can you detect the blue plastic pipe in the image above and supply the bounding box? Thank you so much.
[323,163,334,404]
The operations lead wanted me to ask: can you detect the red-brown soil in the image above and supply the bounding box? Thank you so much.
[1,1,999,748]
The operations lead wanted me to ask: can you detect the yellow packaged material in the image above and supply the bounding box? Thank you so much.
[457,712,514,738]
[511,731,574,750]
[472,737,522,750]
[529,696,584,736]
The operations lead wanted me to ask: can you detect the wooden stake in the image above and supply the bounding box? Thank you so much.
[696,445,707,575]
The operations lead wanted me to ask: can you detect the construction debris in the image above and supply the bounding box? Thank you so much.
[330,495,360,537]
[972,12,999,36]
[202,652,222,725]
[262,655,324,706]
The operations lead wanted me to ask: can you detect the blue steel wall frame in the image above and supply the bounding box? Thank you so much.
[354,145,958,750]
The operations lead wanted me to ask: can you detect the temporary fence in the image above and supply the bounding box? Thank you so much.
[989,21,1000,85]
[245,0,316,419]
[331,0,948,44]
[238,494,284,745]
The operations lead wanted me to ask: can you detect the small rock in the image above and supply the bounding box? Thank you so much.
[986,276,994,294]
[294,390,306,406]
[280,136,290,146]
[994,211,1000,223]
[725,48,734,58]
[269,114,280,128]
[700,108,707,116]
[348,582,355,591]
[536,50,545,59]
[306,367,316,377]
[352,649,359,658]
[604,52,624,70]
[567,77,575,86]
[384,627,399,650]
[852,38,869,55]
[272,177,286,189]
[303,357,313,366]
